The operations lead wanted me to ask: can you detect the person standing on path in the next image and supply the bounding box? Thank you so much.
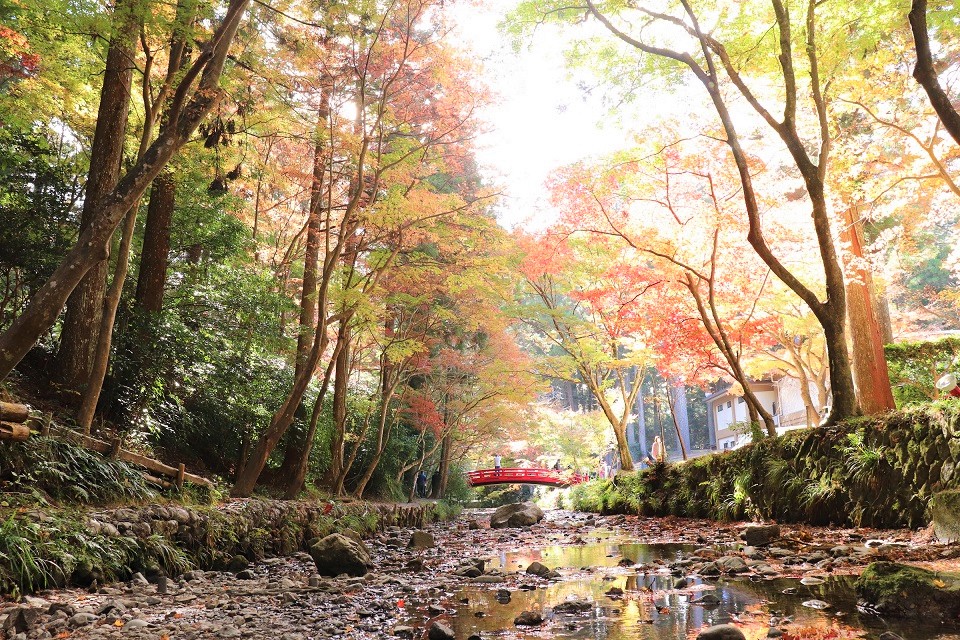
[415,470,427,498]
[651,435,666,464]
[494,454,502,474]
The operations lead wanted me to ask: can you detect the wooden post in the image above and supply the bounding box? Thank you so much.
[110,437,122,458]
[0,422,30,441]
[176,463,186,490]
[0,402,29,423]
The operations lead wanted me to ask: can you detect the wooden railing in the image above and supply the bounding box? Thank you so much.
[467,467,589,487]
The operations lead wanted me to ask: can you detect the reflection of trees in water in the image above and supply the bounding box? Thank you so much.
[453,542,933,639]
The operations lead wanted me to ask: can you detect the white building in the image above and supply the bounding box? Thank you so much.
[705,376,819,450]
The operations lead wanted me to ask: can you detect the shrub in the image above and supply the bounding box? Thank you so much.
[885,337,960,406]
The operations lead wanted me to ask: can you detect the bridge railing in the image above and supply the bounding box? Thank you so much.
[466,467,590,487]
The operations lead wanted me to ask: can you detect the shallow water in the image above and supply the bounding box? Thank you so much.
[449,539,960,640]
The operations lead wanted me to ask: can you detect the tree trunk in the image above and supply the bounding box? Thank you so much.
[230,127,371,499]
[134,172,175,313]
[876,291,894,344]
[591,384,635,471]
[666,384,689,460]
[352,388,397,498]
[841,206,895,415]
[281,341,341,499]
[55,0,140,394]
[326,321,351,496]
[76,207,137,433]
[0,0,251,383]
[781,334,821,427]
[434,432,452,499]
[909,0,960,147]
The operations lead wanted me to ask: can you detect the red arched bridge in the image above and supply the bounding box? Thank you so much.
[467,467,590,488]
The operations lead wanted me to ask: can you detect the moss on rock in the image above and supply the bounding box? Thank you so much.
[929,489,960,543]
[856,561,960,622]
[571,404,960,528]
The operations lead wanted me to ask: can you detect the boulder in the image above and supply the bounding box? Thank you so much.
[696,624,747,640]
[427,621,455,640]
[226,555,249,574]
[309,533,373,577]
[856,561,960,620]
[715,556,748,574]
[928,489,960,543]
[3,607,42,634]
[553,599,592,614]
[742,524,780,547]
[514,611,543,626]
[490,502,544,529]
[408,530,435,549]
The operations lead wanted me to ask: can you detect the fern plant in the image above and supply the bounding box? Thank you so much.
[839,431,887,487]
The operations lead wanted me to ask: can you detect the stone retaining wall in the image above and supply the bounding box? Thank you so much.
[87,500,433,561]
[6,499,440,595]
[89,499,433,563]
[573,402,960,529]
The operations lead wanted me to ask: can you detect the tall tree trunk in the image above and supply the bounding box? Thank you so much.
[352,388,398,498]
[55,0,141,395]
[277,92,333,497]
[841,206,895,415]
[230,134,371,498]
[133,0,196,314]
[134,172,175,313]
[0,0,252,383]
[78,0,206,433]
[76,208,137,433]
[434,432,452,499]
[909,0,960,147]
[281,341,341,499]
[326,321,351,496]
[666,384,689,460]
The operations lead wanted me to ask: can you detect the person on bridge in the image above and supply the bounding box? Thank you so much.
[494,454,502,474]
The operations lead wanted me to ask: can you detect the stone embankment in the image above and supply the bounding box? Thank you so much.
[8,499,442,595]
[574,403,960,529]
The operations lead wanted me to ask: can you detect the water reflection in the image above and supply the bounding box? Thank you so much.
[486,538,695,572]
[447,541,960,640]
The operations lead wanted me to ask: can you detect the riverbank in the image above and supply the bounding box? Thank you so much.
[570,402,960,529]
[4,509,959,640]
[0,498,452,598]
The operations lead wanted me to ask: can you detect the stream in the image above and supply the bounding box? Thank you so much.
[4,507,960,640]
[443,534,959,639]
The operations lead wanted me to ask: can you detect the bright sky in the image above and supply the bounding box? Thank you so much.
[449,1,630,230]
